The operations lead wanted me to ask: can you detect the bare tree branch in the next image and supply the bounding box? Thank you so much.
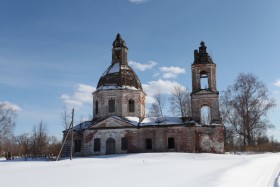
[61,105,70,130]
[221,73,276,146]
[0,103,17,141]
[170,85,191,117]
[148,91,166,117]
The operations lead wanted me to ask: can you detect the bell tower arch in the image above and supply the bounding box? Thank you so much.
[190,42,221,124]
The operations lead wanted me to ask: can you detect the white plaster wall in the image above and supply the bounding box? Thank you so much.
[83,128,137,155]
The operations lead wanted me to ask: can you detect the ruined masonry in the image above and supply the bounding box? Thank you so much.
[62,34,224,156]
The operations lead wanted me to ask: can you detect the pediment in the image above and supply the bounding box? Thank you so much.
[91,116,135,129]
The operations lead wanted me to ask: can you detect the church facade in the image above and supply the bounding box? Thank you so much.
[62,34,224,156]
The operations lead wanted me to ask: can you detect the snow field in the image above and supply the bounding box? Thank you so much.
[0,153,279,187]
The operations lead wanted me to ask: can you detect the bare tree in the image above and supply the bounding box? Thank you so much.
[16,133,30,156]
[170,85,191,117]
[47,136,61,156]
[148,103,161,117]
[221,73,276,146]
[0,103,17,141]
[31,121,48,156]
[79,114,84,123]
[149,91,165,117]
[13,132,61,158]
[61,105,70,130]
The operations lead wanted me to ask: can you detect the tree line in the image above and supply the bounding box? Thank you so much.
[0,114,61,159]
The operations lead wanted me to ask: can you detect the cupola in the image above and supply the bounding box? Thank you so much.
[97,34,142,90]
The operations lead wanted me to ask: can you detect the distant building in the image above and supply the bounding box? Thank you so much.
[62,34,224,156]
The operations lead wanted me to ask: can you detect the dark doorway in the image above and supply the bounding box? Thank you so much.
[106,138,116,154]
[168,137,175,149]
[74,139,81,153]
[145,138,152,150]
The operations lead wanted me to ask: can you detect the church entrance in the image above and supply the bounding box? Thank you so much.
[106,138,116,155]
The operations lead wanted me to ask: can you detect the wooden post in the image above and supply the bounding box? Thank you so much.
[70,108,74,160]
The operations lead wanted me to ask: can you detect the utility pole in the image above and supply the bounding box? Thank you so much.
[70,108,74,160]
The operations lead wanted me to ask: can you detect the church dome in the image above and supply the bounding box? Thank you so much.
[96,62,142,90]
[96,34,142,91]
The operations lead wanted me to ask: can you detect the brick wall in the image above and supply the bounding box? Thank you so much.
[93,89,145,119]
[63,124,224,156]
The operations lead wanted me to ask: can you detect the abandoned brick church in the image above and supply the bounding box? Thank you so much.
[63,34,224,156]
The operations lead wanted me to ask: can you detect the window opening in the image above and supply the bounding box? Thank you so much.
[146,138,152,150]
[128,99,135,113]
[168,137,175,149]
[74,139,81,153]
[94,138,101,152]
[200,72,209,89]
[201,106,211,125]
[95,101,99,114]
[121,137,128,150]
[108,99,115,113]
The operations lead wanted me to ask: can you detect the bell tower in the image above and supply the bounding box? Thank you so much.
[190,42,221,124]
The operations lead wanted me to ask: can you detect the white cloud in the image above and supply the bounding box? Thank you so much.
[129,60,157,71]
[162,72,177,79]
[61,84,96,108]
[128,0,147,4]
[159,66,186,79]
[145,95,155,104]
[274,79,280,87]
[0,101,22,111]
[143,79,185,103]
[152,72,160,78]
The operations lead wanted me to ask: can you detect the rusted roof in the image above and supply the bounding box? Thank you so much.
[96,34,142,90]
[96,62,142,90]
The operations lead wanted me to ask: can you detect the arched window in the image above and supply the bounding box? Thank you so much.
[200,71,209,89]
[95,101,99,115]
[128,99,135,113]
[201,105,211,125]
[108,99,115,113]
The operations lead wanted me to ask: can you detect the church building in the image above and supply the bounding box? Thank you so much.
[62,34,224,156]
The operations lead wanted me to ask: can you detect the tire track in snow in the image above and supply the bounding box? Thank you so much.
[273,169,280,187]
[216,153,280,187]
[267,163,280,187]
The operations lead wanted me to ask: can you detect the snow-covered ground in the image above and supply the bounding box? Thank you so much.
[0,153,279,187]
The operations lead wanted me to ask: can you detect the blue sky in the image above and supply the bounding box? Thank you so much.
[1,0,280,140]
